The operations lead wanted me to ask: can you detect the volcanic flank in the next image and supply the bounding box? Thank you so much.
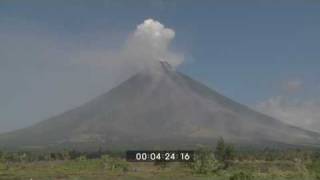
[0,60,319,150]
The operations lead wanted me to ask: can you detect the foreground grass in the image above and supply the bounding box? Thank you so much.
[0,159,319,180]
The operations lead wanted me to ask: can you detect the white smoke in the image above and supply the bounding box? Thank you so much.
[77,18,184,79]
[124,18,184,69]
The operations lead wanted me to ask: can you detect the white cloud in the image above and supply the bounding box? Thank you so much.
[256,96,320,133]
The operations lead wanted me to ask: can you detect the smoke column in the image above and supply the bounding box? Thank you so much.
[119,19,184,72]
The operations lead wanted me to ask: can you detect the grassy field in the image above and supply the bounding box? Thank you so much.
[1,139,320,180]
[1,154,320,180]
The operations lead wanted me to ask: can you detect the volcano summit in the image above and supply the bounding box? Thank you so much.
[0,61,319,150]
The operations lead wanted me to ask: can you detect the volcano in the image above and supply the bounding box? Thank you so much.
[0,61,319,150]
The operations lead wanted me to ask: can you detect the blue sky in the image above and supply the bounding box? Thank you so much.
[0,0,320,132]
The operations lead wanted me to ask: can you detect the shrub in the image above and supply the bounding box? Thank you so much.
[62,150,71,160]
[77,155,87,161]
[101,155,129,172]
[191,147,219,174]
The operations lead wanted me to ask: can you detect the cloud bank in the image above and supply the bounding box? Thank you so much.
[257,79,320,133]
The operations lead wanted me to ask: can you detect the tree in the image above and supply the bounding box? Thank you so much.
[224,144,235,168]
[69,150,81,160]
[225,144,235,160]
[214,137,236,169]
[215,137,226,161]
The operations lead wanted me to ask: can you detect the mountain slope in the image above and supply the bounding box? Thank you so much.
[0,61,319,150]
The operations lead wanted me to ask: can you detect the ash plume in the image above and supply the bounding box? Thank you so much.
[78,18,184,84]
[109,18,184,76]
[126,19,183,68]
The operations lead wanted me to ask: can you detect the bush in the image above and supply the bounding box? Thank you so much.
[77,155,87,161]
[62,150,71,160]
[229,171,253,180]
[191,147,219,174]
[101,155,129,172]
